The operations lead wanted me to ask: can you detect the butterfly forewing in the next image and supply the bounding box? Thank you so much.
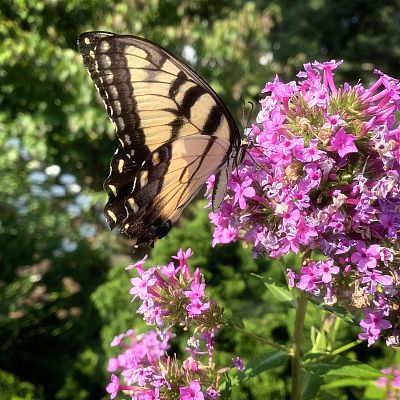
[77,31,242,245]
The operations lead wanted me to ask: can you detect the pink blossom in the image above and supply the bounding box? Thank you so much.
[172,248,193,278]
[317,260,340,283]
[232,178,256,209]
[183,279,206,301]
[179,380,205,400]
[106,250,228,399]
[360,270,393,292]
[287,269,296,287]
[206,61,400,346]
[358,326,381,347]
[300,139,325,162]
[206,387,219,399]
[106,374,120,399]
[107,357,119,372]
[130,271,157,300]
[330,128,358,158]
[350,241,380,271]
[212,226,237,247]
[126,254,148,271]
[187,300,210,317]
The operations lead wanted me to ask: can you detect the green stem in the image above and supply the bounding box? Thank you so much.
[304,339,362,365]
[330,340,362,356]
[291,291,308,400]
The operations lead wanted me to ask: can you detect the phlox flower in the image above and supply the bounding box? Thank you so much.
[350,241,380,271]
[130,271,157,300]
[126,255,148,271]
[106,250,246,399]
[106,374,120,399]
[376,367,400,399]
[212,226,237,247]
[330,128,358,158]
[207,60,400,346]
[232,178,256,209]
[186,300,210,317]
[206,387,219,399]
[317,260,340,283]
[179,380,205,400]
[358,326,382,347]
[360,270,393,293]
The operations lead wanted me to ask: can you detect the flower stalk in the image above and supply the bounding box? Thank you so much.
[291,290,308,400]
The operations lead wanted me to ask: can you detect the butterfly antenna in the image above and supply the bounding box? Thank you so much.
[240,97,247,130]
[246,101,255,129]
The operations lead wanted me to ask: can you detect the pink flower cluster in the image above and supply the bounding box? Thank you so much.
[207,61,400,346]
[106,329,173,399]
[376,367,400,400]
[129,249,222,331]
[106,249,244,399]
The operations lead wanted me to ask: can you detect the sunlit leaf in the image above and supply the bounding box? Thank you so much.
[305,355,383,379]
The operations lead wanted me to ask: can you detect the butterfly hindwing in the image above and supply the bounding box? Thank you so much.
[103,145,138,229]
[121,135,231,244]
[77,31,242,245]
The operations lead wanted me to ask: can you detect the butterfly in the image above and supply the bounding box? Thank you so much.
[78,31,246,246]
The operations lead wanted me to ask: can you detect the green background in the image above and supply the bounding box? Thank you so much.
[1,1,399,399]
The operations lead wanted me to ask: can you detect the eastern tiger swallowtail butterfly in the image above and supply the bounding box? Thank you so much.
[77,31,246,246]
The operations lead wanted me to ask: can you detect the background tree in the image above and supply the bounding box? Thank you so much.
[1,0,399,399]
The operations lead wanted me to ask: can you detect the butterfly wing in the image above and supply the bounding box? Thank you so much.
[120,135,231,245]
[212,144,247,211]
[77,31,241,244]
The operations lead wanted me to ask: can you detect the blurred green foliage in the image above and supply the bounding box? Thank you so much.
[1,0,399,399]
[0,369,43,400]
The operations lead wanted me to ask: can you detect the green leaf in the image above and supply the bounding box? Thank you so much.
[305,355,383,379]
[310,325,328,351]
[229,314,245,329]
[252,274,296,306]
[302,371,322,400]
[322,378,376,389]
[309,296,357,324]
[364,384,385,399]
[220,350,290,389]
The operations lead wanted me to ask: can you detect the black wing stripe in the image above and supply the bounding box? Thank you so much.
[179,86,207,119]
[202,105,223,135]
[169,71,188,97]
[82,33,233,146]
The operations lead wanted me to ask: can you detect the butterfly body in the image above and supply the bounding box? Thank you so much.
[78,32,244,246]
